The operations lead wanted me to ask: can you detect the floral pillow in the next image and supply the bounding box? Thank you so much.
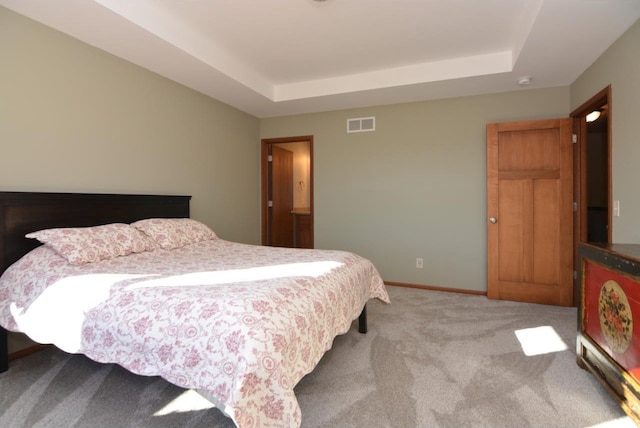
[26,223,157,265]
[131,218,217,250]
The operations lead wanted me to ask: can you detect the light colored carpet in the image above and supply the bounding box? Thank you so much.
[0,285,634,427]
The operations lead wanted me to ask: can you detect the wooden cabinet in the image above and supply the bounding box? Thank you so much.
[577,243,640,423]
[292,210,312,249]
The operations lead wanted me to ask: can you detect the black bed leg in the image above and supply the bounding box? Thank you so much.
[358,305,368,334]
[0,327,8,373]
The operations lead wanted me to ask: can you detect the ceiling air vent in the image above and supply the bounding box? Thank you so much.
[347,116,375,133]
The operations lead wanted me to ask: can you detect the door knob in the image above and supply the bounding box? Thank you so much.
[489,217,497,224]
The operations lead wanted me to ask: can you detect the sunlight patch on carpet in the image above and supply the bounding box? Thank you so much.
[586,416,637,427]
[153,389,215,416]
[514,326,568,356]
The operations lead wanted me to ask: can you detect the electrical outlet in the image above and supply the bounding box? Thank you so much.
[416,258,423,269]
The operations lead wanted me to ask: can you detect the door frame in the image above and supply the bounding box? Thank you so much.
[261,135,314,246]
[570,85,612,304]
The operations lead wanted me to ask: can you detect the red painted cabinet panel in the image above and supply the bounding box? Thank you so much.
[578,243,640,423]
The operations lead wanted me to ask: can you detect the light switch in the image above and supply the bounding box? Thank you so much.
[613,200,620,217]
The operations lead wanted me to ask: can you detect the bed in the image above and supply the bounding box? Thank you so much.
[0,191,389,428]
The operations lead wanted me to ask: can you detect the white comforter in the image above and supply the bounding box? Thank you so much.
[0,239,389,427]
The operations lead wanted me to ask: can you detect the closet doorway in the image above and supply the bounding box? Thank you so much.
[571,86,611,245]
[261,136,314,249]
[570,86,612,303]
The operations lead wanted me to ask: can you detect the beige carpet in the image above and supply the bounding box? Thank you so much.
[0,285,634,427]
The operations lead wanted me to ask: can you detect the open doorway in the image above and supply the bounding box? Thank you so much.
[572,85,612,244]
[571,86,612,302]
[585,103,610,242]
[261,136,314,248]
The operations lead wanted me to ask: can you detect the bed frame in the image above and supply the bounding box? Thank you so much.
[0,191,192,373]
[0,191,368,374]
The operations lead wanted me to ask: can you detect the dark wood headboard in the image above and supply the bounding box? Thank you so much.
[0,191,191,373]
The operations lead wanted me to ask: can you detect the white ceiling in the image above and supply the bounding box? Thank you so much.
[2,0,640,118]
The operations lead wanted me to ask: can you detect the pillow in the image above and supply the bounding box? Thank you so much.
[131,218,217,250]
[26,223,156,265]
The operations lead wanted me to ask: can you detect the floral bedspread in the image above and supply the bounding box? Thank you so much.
[0,239,389,427]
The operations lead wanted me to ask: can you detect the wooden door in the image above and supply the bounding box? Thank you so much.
[269,145,294,247]
[487,119,573,306]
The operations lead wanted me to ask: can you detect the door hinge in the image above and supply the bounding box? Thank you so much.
[573,201,578,212]
[572,134,578,144]
[574,270,578,280]
[268,200,273,207]
[268,155,273,162]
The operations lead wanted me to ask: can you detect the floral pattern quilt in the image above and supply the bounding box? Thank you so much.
[0,239,389,427]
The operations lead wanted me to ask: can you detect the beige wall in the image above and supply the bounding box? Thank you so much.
[0,7,261,245]
[570,18,640,243]
[261,88,570,291]
[2,4,637,312]
[1,6,262,353]
[261,16,640,292]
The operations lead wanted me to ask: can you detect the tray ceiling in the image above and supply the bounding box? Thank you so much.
[2,0,639,117]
